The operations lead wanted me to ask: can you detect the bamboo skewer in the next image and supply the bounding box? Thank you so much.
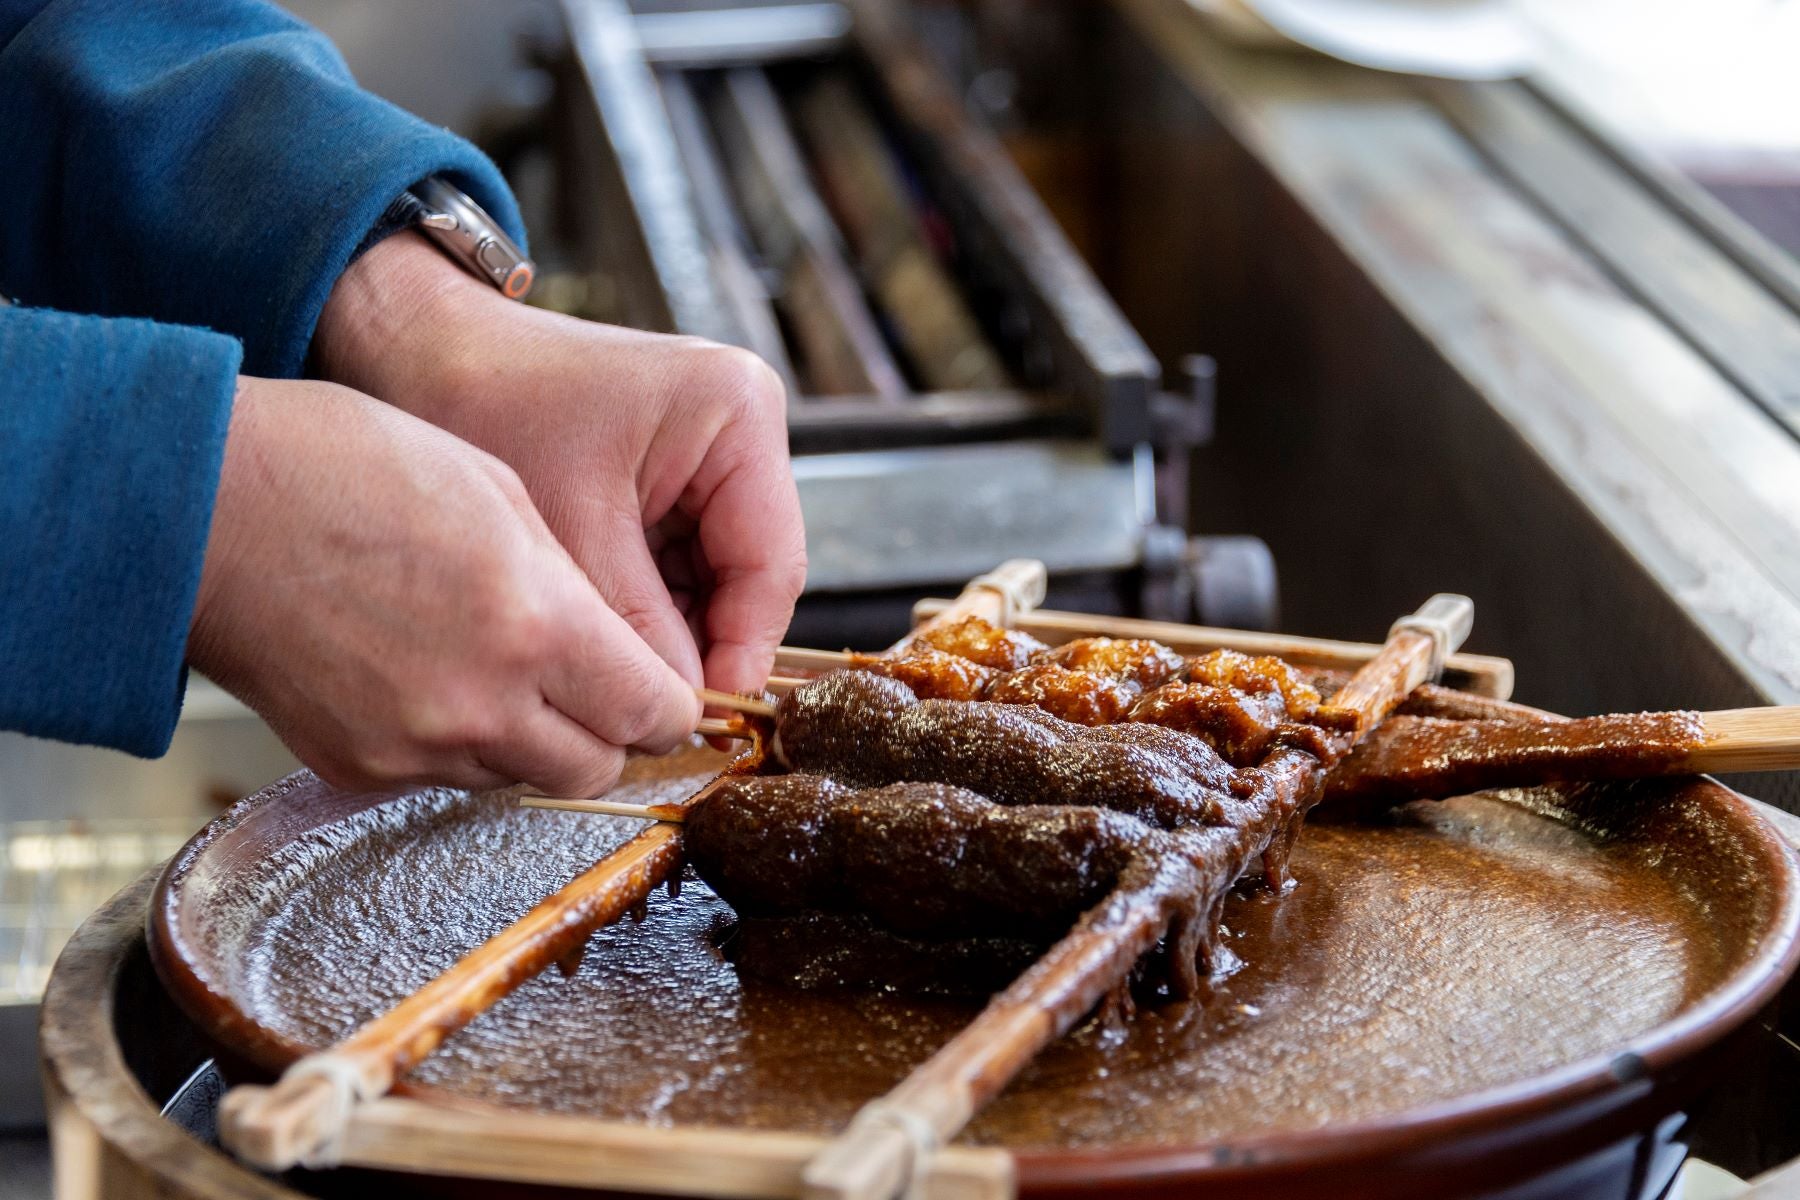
[799,594,1474,1200]
[521,795,694,821]
[326,1097,1013,1199]
[1689,708,1800,774]
[699,687,778,718]
[218,560,1049,1175]
[1327,703,1800,806]
[556,708,1800,822]
[697,716,750,740]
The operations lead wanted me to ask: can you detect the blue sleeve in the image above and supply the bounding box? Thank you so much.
[0,0,525,379]
[0,306,238,756]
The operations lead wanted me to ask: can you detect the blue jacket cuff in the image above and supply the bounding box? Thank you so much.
[0,308,239,756]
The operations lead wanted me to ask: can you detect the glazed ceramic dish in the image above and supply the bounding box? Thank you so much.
[150,694,1800,1200]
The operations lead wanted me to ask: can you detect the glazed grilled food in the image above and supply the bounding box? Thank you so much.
[1327,710,1708,804]
[684,621,1379,999]
[852,616,1353,765]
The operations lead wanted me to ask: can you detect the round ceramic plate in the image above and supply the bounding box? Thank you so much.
[151,701,1800,1199]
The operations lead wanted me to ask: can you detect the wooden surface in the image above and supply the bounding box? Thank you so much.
[41,874,298,1200]
[1422,79,1800,447]
[336,1098,1012,1199]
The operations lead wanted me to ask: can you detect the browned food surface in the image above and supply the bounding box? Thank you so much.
[849,644,997,702]
[1188,648,1323,716]
[687,773,1217,996]
[984,662,1138,725]
[1041,637,1187,690]
[773,671,1235,829]
[914,615,1049,670]
[1127,682,1290,766]
[1328,712,1710,804]
[686,774,1176,941]
[225,762,1751,1148]
[860,620,1352,755]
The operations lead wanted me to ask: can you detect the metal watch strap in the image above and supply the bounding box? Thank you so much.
[349,192,429,265]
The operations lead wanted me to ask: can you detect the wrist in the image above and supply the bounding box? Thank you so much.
[312,230,502,426]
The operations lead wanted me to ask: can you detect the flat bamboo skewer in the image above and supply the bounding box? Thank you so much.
[1688,708,1800,774]
[1325,703,1800,806]
[557,703,1800,822]
[217,560,1049,1176]
[327,1098,1012,1199]
[799,594,1475,1200]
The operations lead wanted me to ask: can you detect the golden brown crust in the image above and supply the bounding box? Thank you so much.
[916,616,1050,670]
[985,662,1135,725]
[851,645,997,701]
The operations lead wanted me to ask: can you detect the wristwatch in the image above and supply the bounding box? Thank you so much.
[364,177,535,301]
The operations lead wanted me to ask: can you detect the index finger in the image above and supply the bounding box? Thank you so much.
[687,435,806,696]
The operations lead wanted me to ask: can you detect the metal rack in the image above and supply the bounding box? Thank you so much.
[542,0,1273,637]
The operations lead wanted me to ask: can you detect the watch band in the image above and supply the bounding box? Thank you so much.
[350,191,429,265]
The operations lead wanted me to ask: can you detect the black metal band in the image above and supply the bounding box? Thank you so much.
[348,189,430,264]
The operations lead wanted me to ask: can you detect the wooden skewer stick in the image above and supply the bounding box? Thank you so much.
[800,594,1475,1200]
[324,1096,1014,1199]
[1329,704,1800,805]
[697,716,750,740]
[698,687,778,718]
[218,560,1049,1176]
[1689,707,1800,774]
[521,795,692,821]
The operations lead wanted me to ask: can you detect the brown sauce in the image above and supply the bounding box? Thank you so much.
[229,759,1746,1149]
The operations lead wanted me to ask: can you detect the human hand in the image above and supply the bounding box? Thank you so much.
[188,376,701,795]
[313,232,806,697]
